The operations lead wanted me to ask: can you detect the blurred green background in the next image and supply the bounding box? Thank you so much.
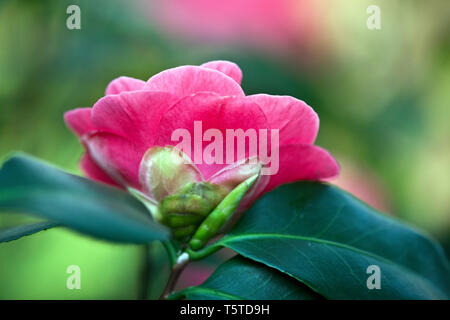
[0,0,448,299]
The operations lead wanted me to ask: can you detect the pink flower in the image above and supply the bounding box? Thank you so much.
[65,61,339,210]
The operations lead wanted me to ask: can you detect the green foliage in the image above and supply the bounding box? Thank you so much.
[171,256,322,300]
[0,221,57,242]
[1,154,449,299]
[195,182,450,299]
[0,153,170,243]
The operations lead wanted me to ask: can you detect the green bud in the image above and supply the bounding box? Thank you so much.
[137,146,261,245]
[189,174,258,250]
[139,146,203,202]
[158,182,228,241]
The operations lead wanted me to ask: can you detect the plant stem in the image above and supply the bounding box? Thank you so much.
[158,240,223,299]
[159,253,189,299]
[186,243,222,260]
[162,240,178,266]
[138,245,151,300]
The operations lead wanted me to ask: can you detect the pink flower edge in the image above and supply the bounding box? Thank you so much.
[64,60,339,208]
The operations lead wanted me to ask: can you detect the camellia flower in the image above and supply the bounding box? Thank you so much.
[65,60,339,245]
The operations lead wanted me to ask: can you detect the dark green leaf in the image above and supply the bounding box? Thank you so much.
[172,256,322,300]
[0,153,170,243]
[214,182,450,299]
[0,221,58,243]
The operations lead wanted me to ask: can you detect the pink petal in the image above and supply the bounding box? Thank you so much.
[82,132,145,189]
[208,157,261,192]
[64,108,94,137]
[236,172,269,212]
[105,76,145,95]
[155,92,269,180]
[80,154,122,188]
[208,157,270,219]
[263,144,340,194]
[143,65,244,97]
[200,60,242,85]
[246,94,319,145]
[91,91,176,148]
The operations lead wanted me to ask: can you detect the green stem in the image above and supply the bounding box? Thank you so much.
[138,245,151,300]
[186,243,223,260]
[162,240,178,266]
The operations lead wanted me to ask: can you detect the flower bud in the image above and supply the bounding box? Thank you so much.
[138,146,262,244]
[139,146,203,202]
[189,174,258,250]
[158,182,228,242]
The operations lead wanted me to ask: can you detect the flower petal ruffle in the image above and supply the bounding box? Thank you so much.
[105,76,146,95]
[144,65,244,98]
[247,94,319,145]
[64,108,94,137]
[91,91,176,147]
[264,144,340,193]
[200,60,242,85]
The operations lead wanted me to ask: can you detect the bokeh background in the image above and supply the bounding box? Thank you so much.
[0,0,448,299]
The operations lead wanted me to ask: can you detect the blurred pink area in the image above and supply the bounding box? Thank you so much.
[332,159,392,214]
[176,248,236,289]
[176,265,214,289]
[149,0,323,54]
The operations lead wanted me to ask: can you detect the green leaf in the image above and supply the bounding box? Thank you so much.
[0,153,170,243]
[212,182,450,299]
[171,256,323,300]
[0,221,58,243]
